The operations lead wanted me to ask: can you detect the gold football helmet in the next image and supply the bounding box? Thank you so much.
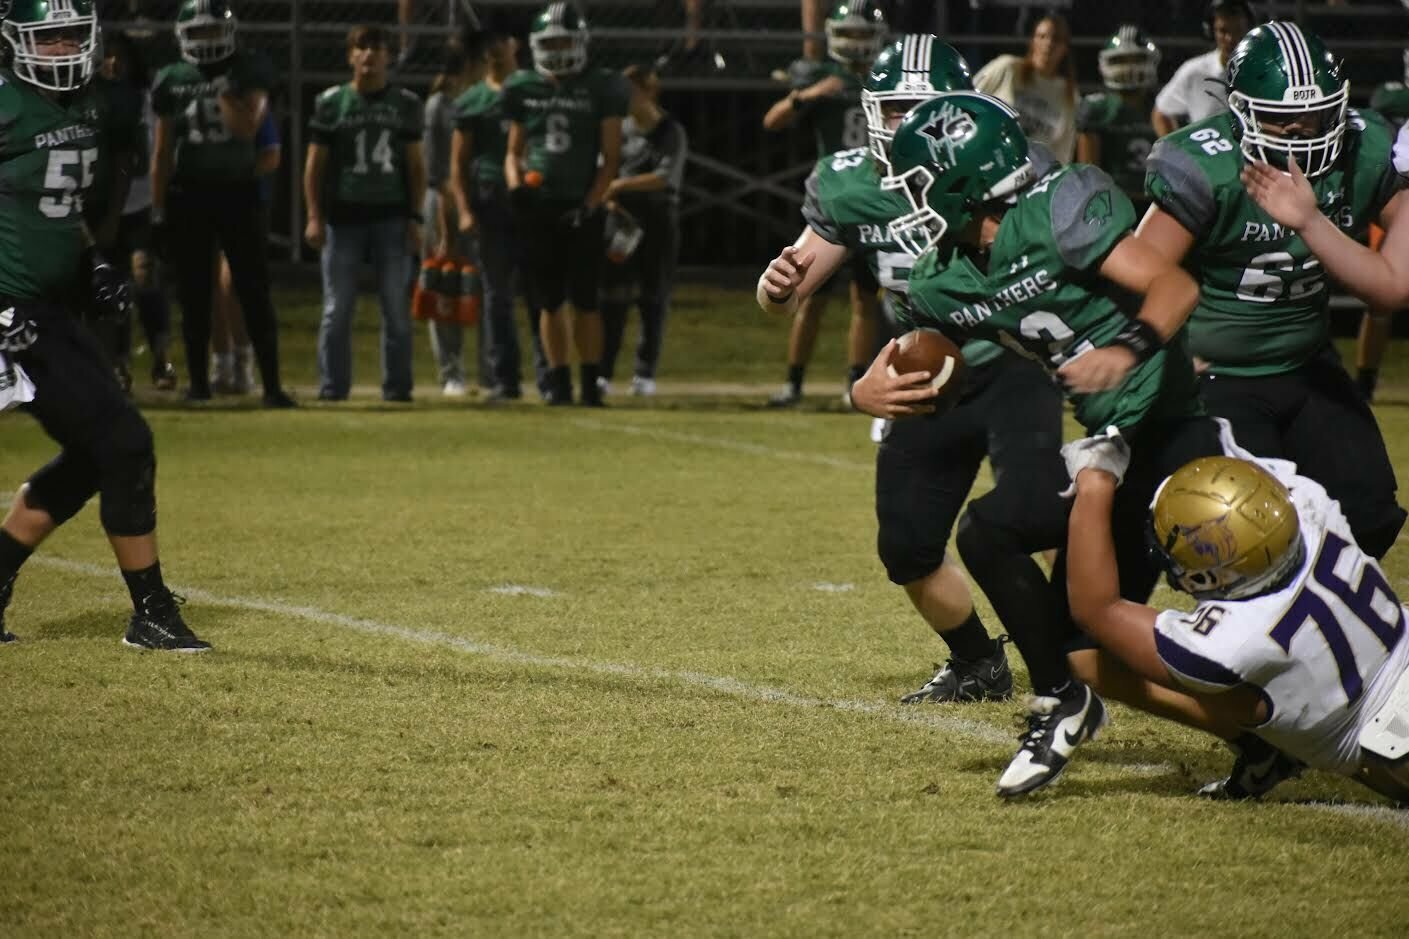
[1149,456,1304,600]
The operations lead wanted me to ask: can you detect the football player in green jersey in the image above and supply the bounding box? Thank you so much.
[886,93,1229,797]
[150,0,292,406]
[1076,25,1159,215]
[1139,22,1407,560]
[760,36,1069,708]
[304,25,426,402]
[761,0,886,408]
[503,3,627,406]
[0,0,209,651]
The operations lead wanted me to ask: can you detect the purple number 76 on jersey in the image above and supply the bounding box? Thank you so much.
[1268,531,1404,705]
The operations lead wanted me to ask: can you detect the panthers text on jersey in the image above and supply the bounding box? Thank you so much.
[0,68,131,299]
[1145,109,1405,376]
[454,79,509,186]
[151,47,276,185]
[309,83,423,221]
[1075,92,1155,205]
[906,163,1202,434]
[501,67,629,204]
[787,58,868,158]
[1153,448,1409,775]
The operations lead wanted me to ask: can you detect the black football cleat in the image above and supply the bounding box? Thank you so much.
[996,683,1108,799]
[123,590,210,653]
[1,574,16,643]
[901,637,1013,704]
[1199,736,1305,800]
[263,389,298,409]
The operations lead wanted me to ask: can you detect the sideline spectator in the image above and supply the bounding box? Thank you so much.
[973,11,1078,162]
[304,25,426,403]
[1151,0,1254,135]
[600,64,687,397]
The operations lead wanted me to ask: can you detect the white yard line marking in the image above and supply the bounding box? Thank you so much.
[487,584,559,598]
[27,555,1409,832]
[812,582,856,593]
[567,417,875,472]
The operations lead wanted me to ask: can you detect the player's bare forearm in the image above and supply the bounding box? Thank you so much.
[1301,211,1409,310]
[449,129,473,221]
[303,144,328,223]
[1137,265,1198,341]
[1150,108,1178,137]
[504,123,524,190]
[150,119,174,217]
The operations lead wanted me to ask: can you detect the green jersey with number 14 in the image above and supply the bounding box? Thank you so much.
[501,67,629,204]
[1146,109,1403,376]
[152,49,276,185]
[310,83,423,221]
[906,163,1202,434]
[802,146,1002,367]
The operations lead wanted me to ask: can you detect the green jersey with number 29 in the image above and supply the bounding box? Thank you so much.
[802,146,1002,367]
[907,163,1202,433]
[310,83,423,218]
[501,67,628,203]
[0,68,111,299]
[1146,109,1403,376]
[788,58,867,158]
[151,48,275,184]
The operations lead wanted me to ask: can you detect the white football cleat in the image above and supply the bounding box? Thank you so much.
[996,683,1108,799]
[442,379,467,397]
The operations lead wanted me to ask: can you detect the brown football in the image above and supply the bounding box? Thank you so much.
[886,328,966,412]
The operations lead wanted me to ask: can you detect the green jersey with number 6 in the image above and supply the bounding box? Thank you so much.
[1146,110,1402,376]
[907,164,1202,433]
[0,68,119,299]
[151,48,275,185]
[501,67,628,204]
[310,83,423,221]
[787,58,867,158]
[1075,92,1155,205]
[453,79,509,186]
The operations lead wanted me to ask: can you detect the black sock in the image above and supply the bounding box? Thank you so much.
[786,364,805,394]
[939,610,995,661]
[548,365,571,394]
[121,561,166,609]
[846,364,865,389]
[0,528,33,603]
[1356,367,1378,401]
[580,362,600,393]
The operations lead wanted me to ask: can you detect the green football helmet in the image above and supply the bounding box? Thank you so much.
[1098,24,1160,92]
[881,92,1035,258]
[529,2,588,77]
[863,34,973,173]
[0,0,99,91]
[175,0,237,65]
[1226,21,1348,178]
[825,0,887,67]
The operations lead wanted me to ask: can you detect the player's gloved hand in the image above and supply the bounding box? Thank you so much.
[0,305,37,353]
[1059,425,1130,497]
[90,251,132,322]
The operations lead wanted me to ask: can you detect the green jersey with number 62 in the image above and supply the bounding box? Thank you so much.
[501,67,628,203]
[1075,92,1155,205]
[787,58,867,158]
[1146,110,1403,376]
[907,163,1202,433]
[151,48,275,184]
[0,68,117,299]
[454,79,508,186]
[310,83,423,220]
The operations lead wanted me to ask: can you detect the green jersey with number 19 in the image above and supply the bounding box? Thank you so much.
[501,67,629,204]
[906,163,1202,434]
[151,48,275,185]
[309,83,424,221]
[0,68,112,299]
[1146,109,1403,376]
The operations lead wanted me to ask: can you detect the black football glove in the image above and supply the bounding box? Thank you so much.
[90,251,132,322]
[0,305,37,352]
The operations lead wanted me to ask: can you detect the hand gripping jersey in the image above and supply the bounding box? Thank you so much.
[151,48,276,185]
[1145,109,1404,376]
[1075,91,1156,204]
[501,66,629,204]
[905,163,1203,433]
[454,79,509,187]
[786,58,867,157]
[1154,430,1409,775]
[0,68,120,299]
[309,83,423,219]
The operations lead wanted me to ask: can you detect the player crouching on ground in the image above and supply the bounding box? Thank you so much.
[1064,424,1409,803]
[0,0,208,651]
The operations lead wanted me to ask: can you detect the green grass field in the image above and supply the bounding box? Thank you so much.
[3,286,1409,936]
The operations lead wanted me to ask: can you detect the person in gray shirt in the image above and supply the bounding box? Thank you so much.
[599,63,687,397]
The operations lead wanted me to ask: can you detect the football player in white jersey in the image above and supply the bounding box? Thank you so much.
[1062,423,1409,802]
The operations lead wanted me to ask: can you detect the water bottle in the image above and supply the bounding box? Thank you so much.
[605,209,643,264]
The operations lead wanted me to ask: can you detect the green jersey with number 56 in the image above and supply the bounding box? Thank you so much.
[787,58,867,158]
[501,67,628,203]
[907,163,1202,433]
[310,83,423,220]
[151,48,275,184]
[0,68,116,299]
[1146,109,1403,376]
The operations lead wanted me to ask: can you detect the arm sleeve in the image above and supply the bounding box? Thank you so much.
[150,70,174,117]
[500,83,523,122]
[788,58,820,91]
[308,90,337,145]
[603,73,630,119]
[1153,63,1192,120]
[1050,164,1137,271]
[800,163,845,245]
[402,90,425,142]
[1075,94,1107,133]
[1144,137,1216,237]
[254,109,279,149]
[1153,612,1246,693]
[654,120,688,192]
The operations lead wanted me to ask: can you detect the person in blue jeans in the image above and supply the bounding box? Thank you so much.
[303,25,426,402]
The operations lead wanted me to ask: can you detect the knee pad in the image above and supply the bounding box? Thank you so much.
[876,522,946,587]
[94,407,157,536]
[25,459,100,526]
[954,509,1024,580]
